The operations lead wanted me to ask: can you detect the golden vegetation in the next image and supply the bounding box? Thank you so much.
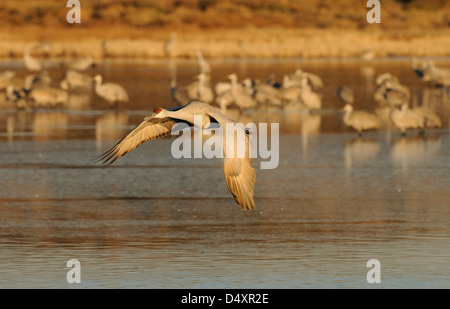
[0,0,449,59]
[1,0,450,29]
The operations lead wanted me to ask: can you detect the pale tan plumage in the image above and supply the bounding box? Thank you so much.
[196,51,211,75]
[23,46,41,72]
[164,32,177,57]
[69,55,94,71]
[390,104,442,135]
[253,82,282,106]
[343,103,380,136]
[194,73,214,104]
[170,74,213,105]
[61,70,93,90]
[29,87,68,108]
[412,58,450,87]
[337,85,354,104]
[390,103,424,134]
[413,106,442,129]
[299,77,322,109]
[0,70,15,90]
[97,117,177,163]
[228,73,258,110]
[94,74,129,105]
[95,101,256,211]
[374,74,411,107]
[170,77,191,106]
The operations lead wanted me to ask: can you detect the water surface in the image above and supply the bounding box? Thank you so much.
[0,58,449,288]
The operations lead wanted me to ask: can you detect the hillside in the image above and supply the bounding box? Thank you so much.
[1,0,449,59]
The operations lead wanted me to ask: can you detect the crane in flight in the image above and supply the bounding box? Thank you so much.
[95,101,256,211]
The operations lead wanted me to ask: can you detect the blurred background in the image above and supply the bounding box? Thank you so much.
[1,0,450,59]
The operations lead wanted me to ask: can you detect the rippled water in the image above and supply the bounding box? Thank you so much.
[0,58,449,288]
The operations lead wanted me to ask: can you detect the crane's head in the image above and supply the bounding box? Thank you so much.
[94,74,102,84]
[400,103,409,111]
[384,80,394,89]
[153,107,167,118]
[60,80,69,90]
[227,73,237,81]
[342,103,353,113]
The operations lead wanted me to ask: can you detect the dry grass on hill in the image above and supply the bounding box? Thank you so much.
[1,0,449,59]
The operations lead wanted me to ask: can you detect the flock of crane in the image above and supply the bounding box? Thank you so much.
[170,51,323,112]
[1,45,449,138]
[170,54,448,136]
[1,45,448,210]
[1,45,129,110]
[338,69,445,136]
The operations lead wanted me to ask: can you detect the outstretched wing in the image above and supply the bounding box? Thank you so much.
[209,110,256,210]
[223,155,256,210]
[95,116,179,165]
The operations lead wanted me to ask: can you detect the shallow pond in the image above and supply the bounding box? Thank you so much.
[0,58,449,288]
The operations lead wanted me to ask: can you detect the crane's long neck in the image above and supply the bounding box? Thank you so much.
[95,78,102,90]
[400,103,409,112]
[170,77,176,89]
[230,75,237,86]
[166,109,211,129]
[197,52,204,63]
[343,105,353,125]
[301,78,311,91]
[343,112,351,125]
[198,76,207,95]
